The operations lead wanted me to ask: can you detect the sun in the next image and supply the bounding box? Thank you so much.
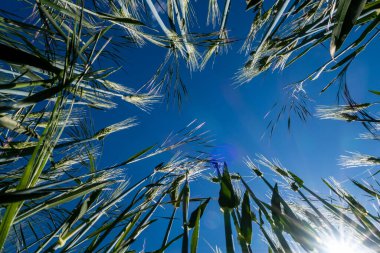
[318,230,374,253]
[323,237,359,253]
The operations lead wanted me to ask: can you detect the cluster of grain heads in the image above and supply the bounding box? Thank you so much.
[234,0,380,133]
[5,149,211,252]
[145,154,211,253]
[0,0,218,251]
[339,152,380,168]
[122,92,162,113]
[141,0,232,105]
[238,0,379,83]
[2,0,380,252]
[201,154,380,252]
[92,117,138,141]
[315,103,374,122]
[249,155,380,252]
[207,0,221,28]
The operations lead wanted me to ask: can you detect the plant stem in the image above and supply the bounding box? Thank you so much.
[223,209,235,253]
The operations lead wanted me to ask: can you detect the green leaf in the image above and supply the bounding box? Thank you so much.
[240,191,252,244]
[218,163,240,210]
[151,234,183,253]
[246,0,261,11]
[182,179,190,253]
[369,90,380,96]
[188,198,210,228]
[271,184,282,229]
[96,12,145,25]
[0,190,52,204]
[0,43,60,73]
[190,208,201,253]
[352,179,380,198]
[330,0,367,57]
[169,175,185,208]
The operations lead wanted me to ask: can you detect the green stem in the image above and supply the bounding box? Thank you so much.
[231,209,249,253]
[223,209,235,253]
[182,180,190,253]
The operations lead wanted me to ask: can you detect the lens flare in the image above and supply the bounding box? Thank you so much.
[318,229,374,253]
[324,237,358,253]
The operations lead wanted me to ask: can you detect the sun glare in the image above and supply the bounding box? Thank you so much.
[319,231,374,253]
[324,238,358,253]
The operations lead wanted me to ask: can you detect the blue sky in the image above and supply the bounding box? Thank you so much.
[2,0,376,251]
[88,1,380,251]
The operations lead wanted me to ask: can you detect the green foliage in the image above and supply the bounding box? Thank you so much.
[1,0,379,252]
[218,163,240,210]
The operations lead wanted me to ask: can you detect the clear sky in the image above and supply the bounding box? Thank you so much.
[86,1,380,252]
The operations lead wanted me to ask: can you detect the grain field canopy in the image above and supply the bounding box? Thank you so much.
[0,4,87,247]
[238,0,379,83]
[234,0,380,134]
[0,0,212,251]
[210,155,380,252]
[1,0,380,253]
